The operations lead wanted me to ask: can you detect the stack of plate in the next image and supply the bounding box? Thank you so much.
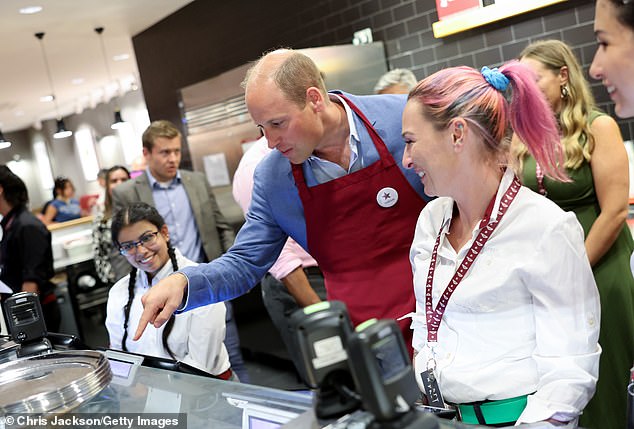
[0,350,112,414]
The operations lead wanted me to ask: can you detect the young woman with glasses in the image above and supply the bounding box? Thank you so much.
[105,202,234,380]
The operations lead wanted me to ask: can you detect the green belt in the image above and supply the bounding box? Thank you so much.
[457,395,528,425]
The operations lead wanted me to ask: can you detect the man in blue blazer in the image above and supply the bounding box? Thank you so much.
[133,50,429,352]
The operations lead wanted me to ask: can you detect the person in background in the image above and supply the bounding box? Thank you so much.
[93,165,131,284]
[0,165,60,331]
[106,202,233,380]
[132,49,429,357]
[112,120,248,382]
[513,39,634,429]
[373,68,418,95]
[232,136,326,378]
[92,167,110,216]
[404,63,600,426]
[41,177,81,225]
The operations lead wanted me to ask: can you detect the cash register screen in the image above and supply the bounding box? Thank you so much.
[371,334,407,381]
[247,416,283,429]
[108,358,134,378]
[241,403,299,429]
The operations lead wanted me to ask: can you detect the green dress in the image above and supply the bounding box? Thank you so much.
[521,115,634,429]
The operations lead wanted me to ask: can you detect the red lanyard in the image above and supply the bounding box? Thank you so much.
[425,176,521,342]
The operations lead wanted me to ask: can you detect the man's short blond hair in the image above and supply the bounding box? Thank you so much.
[243,50,327,107]
[142,120,181,151]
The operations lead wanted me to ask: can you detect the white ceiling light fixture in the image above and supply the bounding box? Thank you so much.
[19,6,42,14]
[35,32,73,139]
[95,27,126,130]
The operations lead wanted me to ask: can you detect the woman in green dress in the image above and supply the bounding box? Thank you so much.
[512,39,634,429]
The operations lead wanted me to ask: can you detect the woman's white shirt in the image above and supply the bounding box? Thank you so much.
[105,248,230,376]
[410,169,601,424]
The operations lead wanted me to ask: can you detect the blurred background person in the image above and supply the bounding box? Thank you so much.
[41,177,82,225]
[514,39,634,429]
[0,165,60,331]
[404,63,600,426]
[93,165,131,285]
[373,68,417,95]
[92,167,110,216]
[106,202,233,379]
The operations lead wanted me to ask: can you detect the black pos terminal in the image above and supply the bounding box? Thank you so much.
[289,300,360,419]
[3,291,53,357]
[290,301,450,429]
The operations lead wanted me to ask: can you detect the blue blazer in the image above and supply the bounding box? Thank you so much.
[180,91,428,311]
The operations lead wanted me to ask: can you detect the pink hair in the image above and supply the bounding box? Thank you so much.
[408,61,567,181]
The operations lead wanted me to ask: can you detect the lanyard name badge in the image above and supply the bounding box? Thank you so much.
[420,177,521,407]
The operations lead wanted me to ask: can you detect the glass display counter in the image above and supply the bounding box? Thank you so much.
[74,363,313,429]
[0,343,580,429]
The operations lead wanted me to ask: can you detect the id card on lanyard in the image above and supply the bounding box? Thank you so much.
[420,176,521,406]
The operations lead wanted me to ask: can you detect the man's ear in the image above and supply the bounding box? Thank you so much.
[306,87,325,112]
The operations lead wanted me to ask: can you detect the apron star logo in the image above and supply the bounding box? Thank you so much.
[376,187,398,208]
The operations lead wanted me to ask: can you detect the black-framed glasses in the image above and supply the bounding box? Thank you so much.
[118,231,160,255]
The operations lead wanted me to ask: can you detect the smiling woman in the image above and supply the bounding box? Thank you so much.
[591,0,634,118]
[105,201,234,379]
[403,62,600,426]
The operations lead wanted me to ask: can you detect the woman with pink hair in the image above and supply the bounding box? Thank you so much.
[402,62,600,426]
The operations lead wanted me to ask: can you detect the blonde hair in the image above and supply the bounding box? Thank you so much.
[512,39,596,171]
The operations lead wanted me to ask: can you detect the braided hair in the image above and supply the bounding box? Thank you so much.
[111,202,178,359]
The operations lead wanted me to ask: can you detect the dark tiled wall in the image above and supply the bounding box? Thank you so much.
[135,0,634,149]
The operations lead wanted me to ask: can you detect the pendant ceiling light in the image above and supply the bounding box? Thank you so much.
[0,129,12,150]
[35,32,72,139]
[95,27,126,130]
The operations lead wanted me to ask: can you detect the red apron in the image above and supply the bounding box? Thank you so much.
[291,95,426,354]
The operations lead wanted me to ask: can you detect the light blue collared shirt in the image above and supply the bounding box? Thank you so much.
[146,168,204,262]
[305,94,362,183]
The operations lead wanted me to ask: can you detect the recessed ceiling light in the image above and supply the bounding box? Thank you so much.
[72,78,85,85]
[19,6,43,14]
[40,95,54,102]
[113,54,130,61]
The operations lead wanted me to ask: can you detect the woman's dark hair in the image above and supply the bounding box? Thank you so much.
[53,176,72,199]
[609,0,634,30]
[111,202,178,359]
[0,165,29,208]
